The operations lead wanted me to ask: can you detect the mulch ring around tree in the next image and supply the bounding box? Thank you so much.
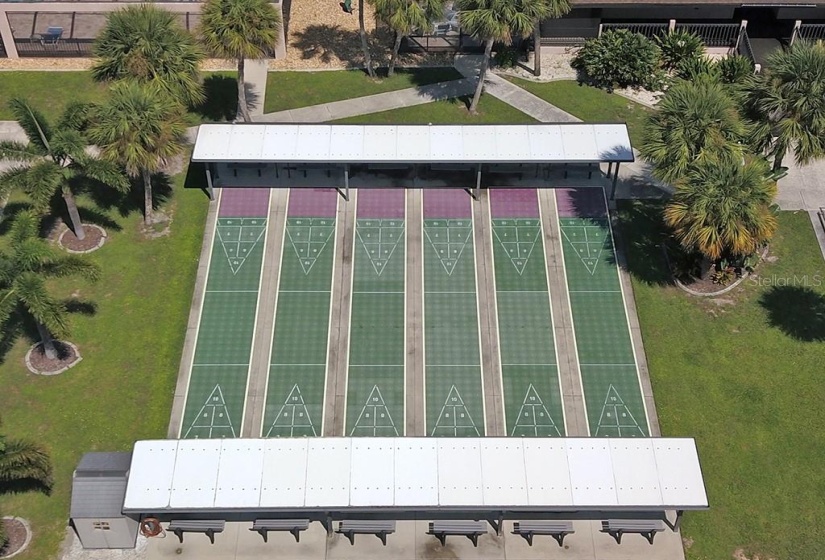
[57,224,107,253]
[25,341,82,376]
[0,518,32,559]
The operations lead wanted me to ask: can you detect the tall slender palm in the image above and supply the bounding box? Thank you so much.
[664,157,778,262]
[199,0,282,122]
[0,99,129,241]
[458,0,569,114]
[640,74,748,184]
[92,5,205,108]
[371,0,446,76]
[750,40,825,171]
[0,212,101,360]
[359,0,377,78]
[89,83,188,225]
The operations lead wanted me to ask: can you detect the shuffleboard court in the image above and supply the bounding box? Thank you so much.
[555,187,649,437]
[490,189,565,437]
[181,188,270,438]
[263,189,338,437]
[345,189,406,436]
[423,190,485,437]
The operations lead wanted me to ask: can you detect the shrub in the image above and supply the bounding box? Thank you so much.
[717,54,755,84]
[0,517,6,551]
[572,29,663,91]
[655,29,705,70]
[493,45,521,69]
[676,55,719,81]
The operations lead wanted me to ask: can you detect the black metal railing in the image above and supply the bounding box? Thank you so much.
[737,28,758,70]
[796,24,825,42]
[674,23,739,48]
[600,23,668,39]
[402,32,482,54]
[15,38,94,57]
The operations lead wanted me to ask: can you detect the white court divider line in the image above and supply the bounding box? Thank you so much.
[553,190,590,436]
[177,187,223,439]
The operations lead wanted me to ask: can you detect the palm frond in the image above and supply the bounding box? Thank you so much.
[45,255,102,283]
[0,141,43,162]
[0,437,53,492]
[14,273,68,339]
[7,98,52,156]
[74,155,130,193]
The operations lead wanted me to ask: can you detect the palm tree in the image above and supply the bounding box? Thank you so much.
[750,40,825,171]
[0,99,129,241]
[0,212,101,360]
[92,4,205,108]
[371,0,446,76]
[199,0,282,122]
[458,0,569,114]
[640,74,748,184]
[359,0,377,78]
[0,432,53,495]
[664,157,778,263]
[89,83,188,226]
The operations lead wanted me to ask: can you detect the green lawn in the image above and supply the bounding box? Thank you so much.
[0,72,109,121]
[618,202,825,560]
[263,67,463,114]
[0,71,236,123]
[334,95,537,124]
[0,175,208,559]
[506,78,651,146]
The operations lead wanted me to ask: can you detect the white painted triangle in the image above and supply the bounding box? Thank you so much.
[217,219,266,275]
[560,226,604,275]
[266,384,317,437]
[356,220,404,277]
[424,221,472,276]
[431,385,480,436]
[511,383,561,437]
[493,224,539,276]
[595,384,645,437]
[286,218,335,275]
[350,385,399,436]
[184,384,236,438]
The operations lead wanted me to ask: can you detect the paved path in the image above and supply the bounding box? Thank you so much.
[244,59,269,118]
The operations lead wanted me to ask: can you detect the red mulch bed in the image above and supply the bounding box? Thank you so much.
[28,341,78,374]
[0,519,28,558]
[59,225,105,252]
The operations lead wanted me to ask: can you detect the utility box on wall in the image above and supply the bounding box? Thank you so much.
[69,452,138,549]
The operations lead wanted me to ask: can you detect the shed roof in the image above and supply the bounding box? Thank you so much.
[191,124,634,165]
[75,452,131,477]
[71,452,131,519]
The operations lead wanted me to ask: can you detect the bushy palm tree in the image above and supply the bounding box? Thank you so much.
[372,0,445,76]
[92,4,205,108]
[749,40,825,170]
[199,0,282,122]
[89,83,187,226]
[0,432,53,495]
[458,0,569,113]
[0,212,100,360]
[0,99,129,241]
[664,157,778,262]
[640,74,748,184]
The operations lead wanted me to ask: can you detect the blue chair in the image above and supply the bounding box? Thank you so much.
[37,26,63,47]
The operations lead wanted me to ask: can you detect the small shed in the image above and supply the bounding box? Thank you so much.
[70,452,138,549]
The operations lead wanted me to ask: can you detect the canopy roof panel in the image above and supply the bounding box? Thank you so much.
[123,437,706,513]
[191,124,634,164]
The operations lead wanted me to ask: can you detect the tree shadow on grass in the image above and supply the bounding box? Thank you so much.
[759,285,825,342]
[84,173,173,220]
[0,201,33,236]
[192,74,239,122]
[614,200,674,286]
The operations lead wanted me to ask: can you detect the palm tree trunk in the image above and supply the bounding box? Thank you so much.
[388,33,403,77]
[358,0,376,78]
[533,24,541,77]
[142,167,154,225]
[36,322,57,360]
[470,39,494,115]
[772,143,787,171]
[237,57,251,122]
[62,189,85,241]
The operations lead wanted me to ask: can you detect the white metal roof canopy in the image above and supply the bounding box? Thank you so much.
[191,124,634,164]
[122,437,707,513]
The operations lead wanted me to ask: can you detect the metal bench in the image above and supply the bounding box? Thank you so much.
[250,519,310,543]
[512,520,575,546]
[336,520,396,545]
[227,162,266,177]
[427,521,488,547]
[563,162,596,179]
[600,519,666,544]
[167,520,225,544]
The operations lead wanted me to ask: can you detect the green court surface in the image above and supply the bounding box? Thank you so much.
[182,217,267,438]
[345,218,406,436]
[491,218,565,436]
[423,219,485,436]
[557,211,649,437]
[263,217,336,437]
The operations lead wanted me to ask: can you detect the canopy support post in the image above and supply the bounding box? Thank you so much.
[205,165,215,201]
[610,162,620,200]
[337,164,350,201]
[475,163,482,199]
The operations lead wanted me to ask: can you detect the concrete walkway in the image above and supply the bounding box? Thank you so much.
[255,78,475,123]
[244,59,269,118]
